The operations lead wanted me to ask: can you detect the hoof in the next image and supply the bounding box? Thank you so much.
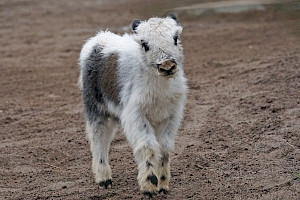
[143,191,156,198]
[159,188,169,194]
[99,179,112,189]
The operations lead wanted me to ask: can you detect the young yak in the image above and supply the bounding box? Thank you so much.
[78,14,187,197]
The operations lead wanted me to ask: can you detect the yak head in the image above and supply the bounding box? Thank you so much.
[132,14,183,78]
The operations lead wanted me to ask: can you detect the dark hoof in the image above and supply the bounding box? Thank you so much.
[99,179,112,189]
[143,191,156,198]
[159,188,169,194]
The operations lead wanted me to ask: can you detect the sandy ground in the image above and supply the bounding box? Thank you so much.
[0,0,300,199]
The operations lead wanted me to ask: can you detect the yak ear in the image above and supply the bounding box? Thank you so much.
[167,13,178,23]
[132,19,141,33]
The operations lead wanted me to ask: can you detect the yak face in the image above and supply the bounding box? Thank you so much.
[132,14,183,78]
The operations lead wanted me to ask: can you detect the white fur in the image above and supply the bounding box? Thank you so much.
[79,16,187,194]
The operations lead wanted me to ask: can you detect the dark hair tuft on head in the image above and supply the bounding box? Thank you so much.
[132,19,141,33]
[167,13,178,23]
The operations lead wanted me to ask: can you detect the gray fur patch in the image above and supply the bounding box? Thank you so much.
[81,45,120,122]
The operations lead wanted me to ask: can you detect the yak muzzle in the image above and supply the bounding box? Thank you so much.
[156,60,178,77]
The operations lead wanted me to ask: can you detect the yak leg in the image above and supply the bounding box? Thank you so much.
[86,118,117,189]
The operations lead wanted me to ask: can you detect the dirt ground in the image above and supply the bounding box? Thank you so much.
[1,0,300,199]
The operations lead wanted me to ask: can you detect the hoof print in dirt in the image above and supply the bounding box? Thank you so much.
[159,188,168,194]
[99,179,112,189]
[143,191,156,198]
[147,174,158,186]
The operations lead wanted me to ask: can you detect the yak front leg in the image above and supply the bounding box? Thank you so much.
[158,150,171,194]
[156,120,173,194]
[157,110,184,193]
[121,106,161,197]
[136,146,161,197]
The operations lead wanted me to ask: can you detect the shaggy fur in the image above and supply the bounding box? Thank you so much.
[78,15,187,195]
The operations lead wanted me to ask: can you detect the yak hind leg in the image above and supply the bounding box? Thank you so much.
[86,118,117,189]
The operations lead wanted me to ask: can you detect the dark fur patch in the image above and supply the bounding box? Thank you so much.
[147,174,158,186]
[146,161,153,169]
[143,191,155,198]
[161,154,169,167]
[132,19,140,33]
[140,123,147,131]
[168,13,178,24]
[81,45,120,122]
[82,45,105,122]
[159,188,168,194]
[160,175,166,181]
[139,123,150,134]
[99,179,112,189]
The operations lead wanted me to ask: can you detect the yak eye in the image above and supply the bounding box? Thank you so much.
[173,35,178,45]
[141,40,149,52]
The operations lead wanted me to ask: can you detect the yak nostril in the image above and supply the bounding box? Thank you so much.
[158,68,167,73]
[158,65,177,74]
[156,64,162,68]
[170,65,176,71]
